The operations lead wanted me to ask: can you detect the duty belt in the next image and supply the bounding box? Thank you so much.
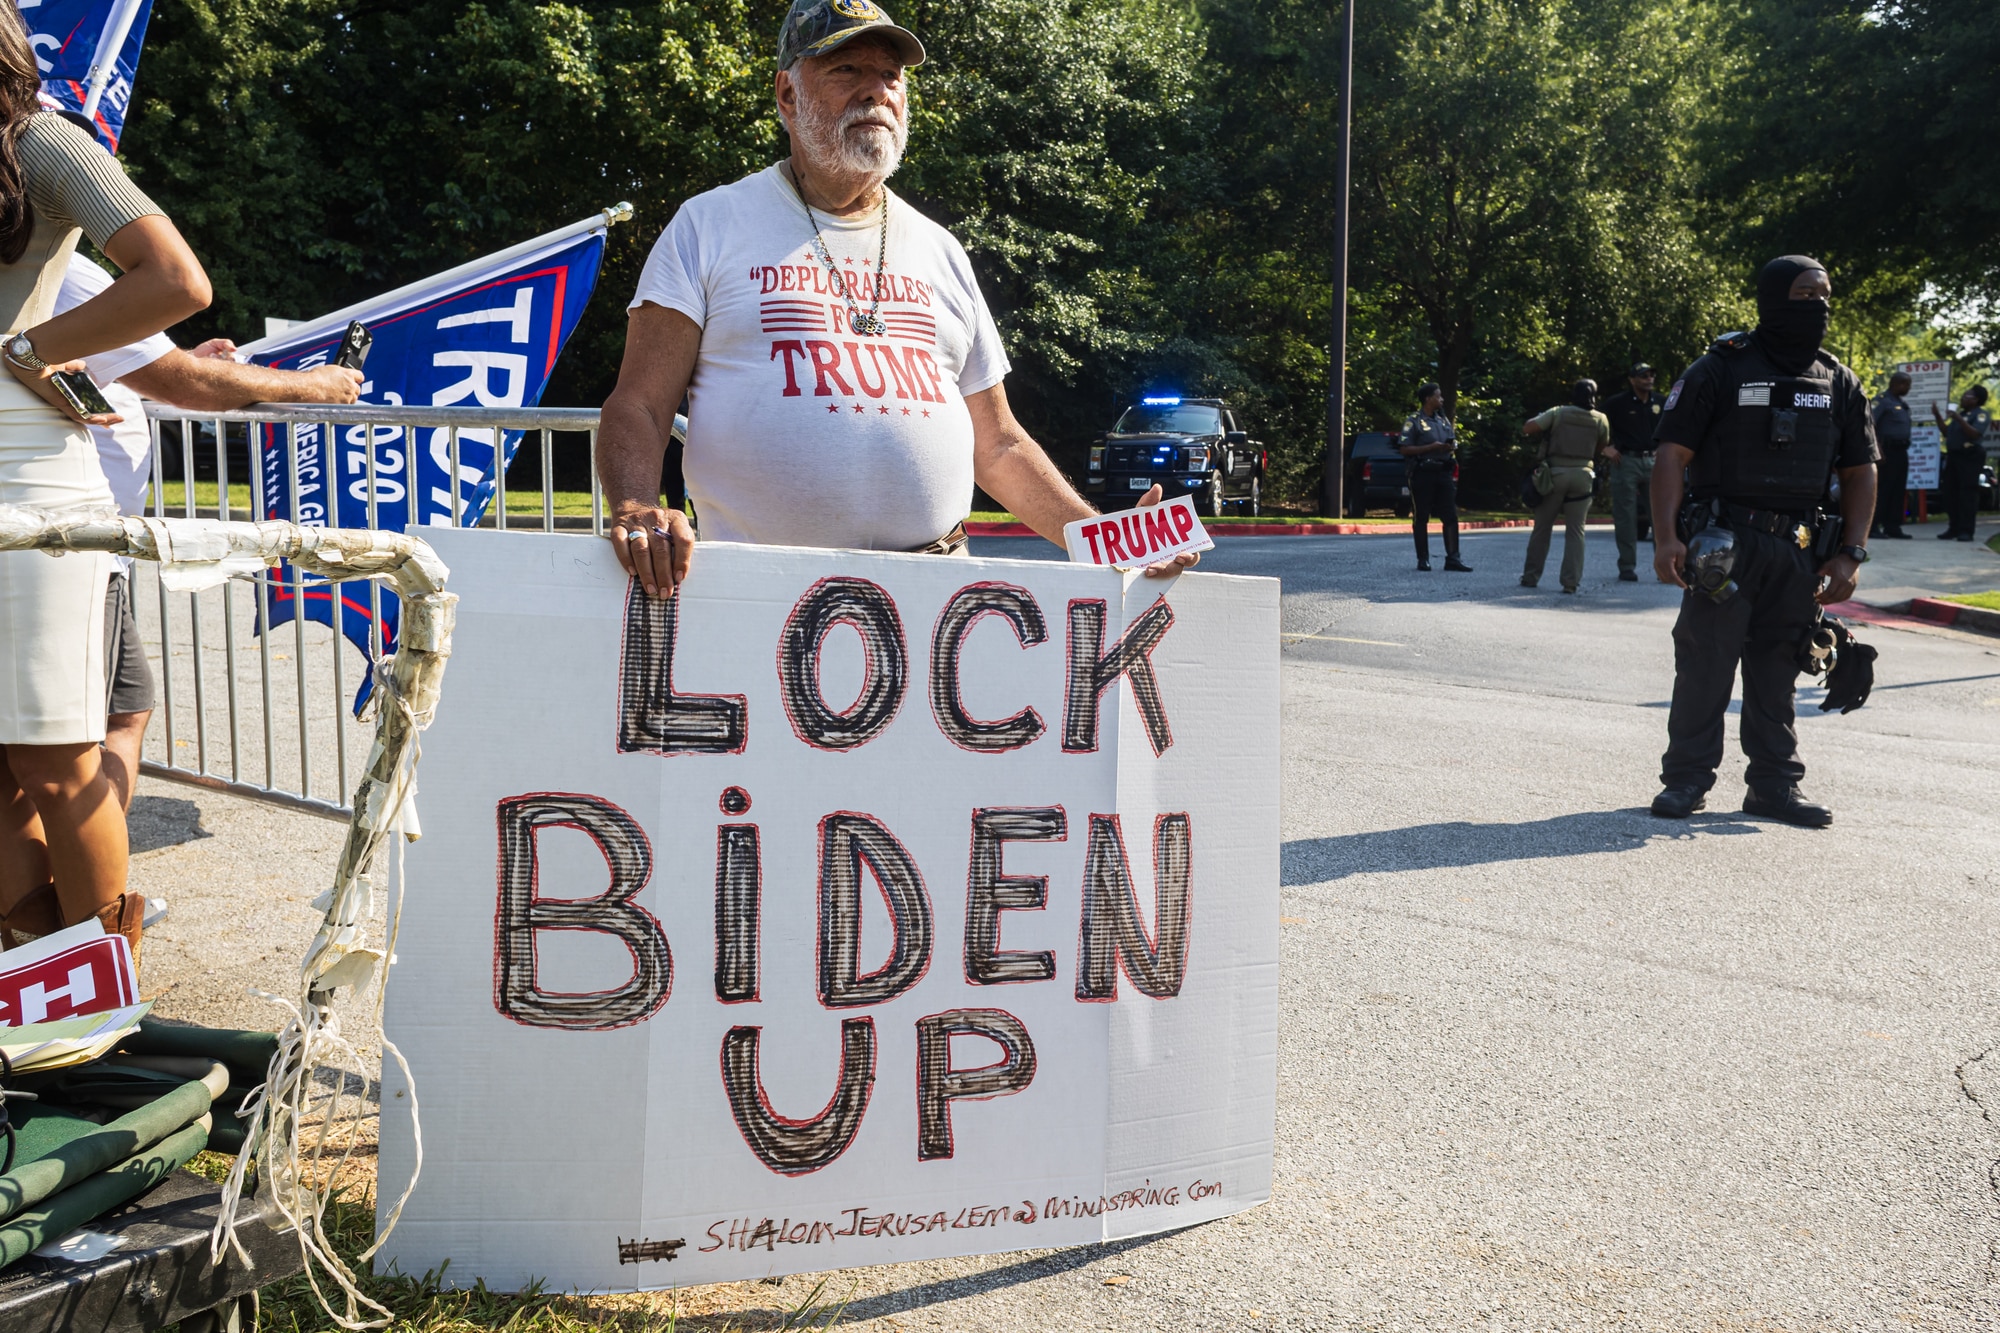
[908,520,970,556]
[1721,502,1816,547]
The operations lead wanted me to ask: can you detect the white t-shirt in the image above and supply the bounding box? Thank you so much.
[630,165,1010,551]
[56,253,175,518]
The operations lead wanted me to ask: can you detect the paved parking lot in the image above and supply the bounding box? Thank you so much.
[136,518,2000,1329]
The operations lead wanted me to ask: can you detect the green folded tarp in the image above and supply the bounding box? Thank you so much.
[118,1021,277,1085]
[0,1022,280,1272]
[6,1105,106,1170]
[0,1119,209,1269]
[0,1074,217,1226]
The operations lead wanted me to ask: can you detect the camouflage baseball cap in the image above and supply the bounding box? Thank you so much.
[776,0,926,71]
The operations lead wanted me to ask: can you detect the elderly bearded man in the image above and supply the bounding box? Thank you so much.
[597,0,1195,594]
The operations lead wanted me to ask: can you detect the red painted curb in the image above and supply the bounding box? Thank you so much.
[1835,598,2000,637]
[1907,597,2000,635]
[964,519,1619,538]
[1907,597,1963,626]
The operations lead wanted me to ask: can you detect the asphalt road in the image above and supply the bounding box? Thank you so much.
[132,517,2000,1330]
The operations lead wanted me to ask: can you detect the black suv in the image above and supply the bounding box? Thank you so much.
[1084,397,1265,516]
[1340,431,1414,517]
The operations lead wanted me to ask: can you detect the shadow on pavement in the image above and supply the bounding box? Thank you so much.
[1283,809,1760,884]
[765,1229,1190,1325]
[128,794,211,854]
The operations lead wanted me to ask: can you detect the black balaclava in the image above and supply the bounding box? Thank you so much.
[1754,254,1830,374]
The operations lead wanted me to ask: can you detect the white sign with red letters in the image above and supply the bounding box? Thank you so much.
[0,921,137,1027]
[1063,496,1216,569]
[378,532,1279,1292]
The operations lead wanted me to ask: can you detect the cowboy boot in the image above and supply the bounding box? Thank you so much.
[89,893,145,975]
[0,882,62,950]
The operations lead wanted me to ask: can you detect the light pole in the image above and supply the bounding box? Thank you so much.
[1324,0,1356,517]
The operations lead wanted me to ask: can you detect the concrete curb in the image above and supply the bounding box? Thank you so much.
[1906,597,2000,636]
[966,519,1619,538]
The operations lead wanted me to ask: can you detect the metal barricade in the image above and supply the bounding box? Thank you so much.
[136,403,605,820]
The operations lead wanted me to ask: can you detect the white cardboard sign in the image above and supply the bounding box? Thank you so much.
[379,531,1279,1292]
[1896,360,1952,414]
[1897,360,1952,493]
[1063,496,1215,569]
[1907,427,1941,490]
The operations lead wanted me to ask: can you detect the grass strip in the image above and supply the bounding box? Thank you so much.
[212,1167,856,1333]
[1937,591,2000,611]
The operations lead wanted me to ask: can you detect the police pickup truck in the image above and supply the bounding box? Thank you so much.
[1083,396,1265,517]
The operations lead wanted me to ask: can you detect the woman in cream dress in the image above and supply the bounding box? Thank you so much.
[0,7,211,967]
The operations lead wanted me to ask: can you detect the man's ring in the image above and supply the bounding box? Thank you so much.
[625,529,645,542]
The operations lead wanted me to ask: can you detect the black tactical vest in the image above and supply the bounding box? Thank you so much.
[1688,339,1843,509]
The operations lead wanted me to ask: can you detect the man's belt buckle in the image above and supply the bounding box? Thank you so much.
[1794,524,1811,549]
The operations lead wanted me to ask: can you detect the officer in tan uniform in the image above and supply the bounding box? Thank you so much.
[1519,379,1610,593]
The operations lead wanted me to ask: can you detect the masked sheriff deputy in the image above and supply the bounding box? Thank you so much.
[1647,255,1879,827]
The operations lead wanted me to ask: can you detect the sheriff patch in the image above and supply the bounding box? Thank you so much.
[1664,379,1685,410]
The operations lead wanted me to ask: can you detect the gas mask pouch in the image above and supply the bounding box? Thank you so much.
[1685,524,1739,603]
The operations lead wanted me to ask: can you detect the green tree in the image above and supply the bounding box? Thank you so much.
[119,0,1219,480]
[1716,0,1998,373]
[120,0,775,408]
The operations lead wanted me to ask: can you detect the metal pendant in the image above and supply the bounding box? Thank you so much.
[850,311,887,337]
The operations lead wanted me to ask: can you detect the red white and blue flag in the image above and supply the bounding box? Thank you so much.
[21,0,155,150]
[237,210,616,711]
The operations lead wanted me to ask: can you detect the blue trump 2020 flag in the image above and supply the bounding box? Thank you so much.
[22,0,155,149]
[237,205,625,711]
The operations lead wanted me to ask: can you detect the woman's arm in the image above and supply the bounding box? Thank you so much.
[23,216,210,363]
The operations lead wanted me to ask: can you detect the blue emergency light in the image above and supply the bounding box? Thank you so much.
[1141,395,1182,406]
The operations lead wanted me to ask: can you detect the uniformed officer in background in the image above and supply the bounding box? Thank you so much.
[1600,363,1663,580]
[1399,382,1473,572]
[1932,385,1990,541]
[1519,379,1609,593]
[1870,371,1913,538]
[1648,255,1878,827]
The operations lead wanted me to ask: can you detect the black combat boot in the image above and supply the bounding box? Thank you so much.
[1649,786,1706,819]
[1741,784,1832,828]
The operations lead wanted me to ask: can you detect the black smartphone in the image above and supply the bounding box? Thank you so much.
[52,368,115,417]
[330,320,372,371]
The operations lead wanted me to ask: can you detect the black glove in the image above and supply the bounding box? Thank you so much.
[1818,617,1877,713]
